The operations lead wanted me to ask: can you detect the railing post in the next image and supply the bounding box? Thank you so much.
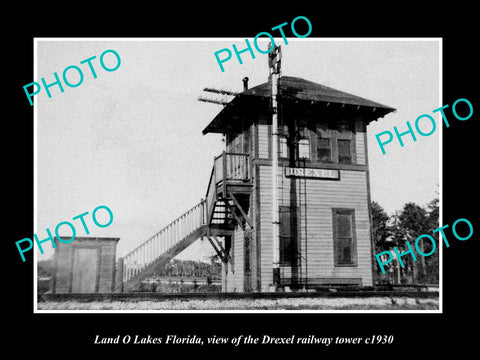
[222,151,227,195]
[205,198,207,225]
[177,218,181,242]
[145,240,150,265]
[143,245,147,268]
[149,239,153,264]
[180,216,183,240]
[178,218,181,242]
[143,245,148,267]
[150,239,153,264]
[173,222,177,246]
[143,242,147,266]
[162,230,166,253]
[182,216,185,239]
[167,227,171,249]
[159,231,163,254]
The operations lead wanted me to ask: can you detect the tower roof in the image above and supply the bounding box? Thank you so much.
[202,76,395,134]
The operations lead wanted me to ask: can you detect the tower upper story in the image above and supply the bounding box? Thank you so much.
[202,76,395,169]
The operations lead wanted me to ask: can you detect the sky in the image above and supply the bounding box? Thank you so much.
[35,38,441,261]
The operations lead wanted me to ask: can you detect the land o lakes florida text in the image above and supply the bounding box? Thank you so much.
[94,334,394,346]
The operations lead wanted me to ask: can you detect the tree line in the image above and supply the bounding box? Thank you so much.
[372,196,439,284]
[37,257,222,280]
[154,258,221,278]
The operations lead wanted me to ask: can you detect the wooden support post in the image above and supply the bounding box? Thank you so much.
[222,151,228,196]
[211,236,230,262]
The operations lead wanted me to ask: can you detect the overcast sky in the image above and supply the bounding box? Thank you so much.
[35,38,440,261]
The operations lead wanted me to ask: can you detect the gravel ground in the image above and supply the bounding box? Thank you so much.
[37,296,439,311]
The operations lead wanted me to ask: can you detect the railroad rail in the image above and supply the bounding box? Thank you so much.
[41,287,439,302]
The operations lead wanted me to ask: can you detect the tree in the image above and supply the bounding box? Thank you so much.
[371,201,396,282]
[425,196,440,284]
[37,258,54,278]
[371,201,391,252]
[397,203,429,281]
[426,197,439,229]
[373,197,439,285]
[392,200,439,284]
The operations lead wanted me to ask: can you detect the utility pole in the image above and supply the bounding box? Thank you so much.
[269,44,281,289]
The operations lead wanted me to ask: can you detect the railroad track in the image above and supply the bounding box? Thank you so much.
[41,287,439,302]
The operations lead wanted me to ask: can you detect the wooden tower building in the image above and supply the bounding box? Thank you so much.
[202,74,395,292]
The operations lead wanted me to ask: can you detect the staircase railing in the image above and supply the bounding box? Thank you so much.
[121,153,251,285]
[205,152,251,224]
[122,199,208,282]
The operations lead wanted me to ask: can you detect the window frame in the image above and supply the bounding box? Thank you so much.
[314,126,333,163]
[337,138,353,164]
[316,136,333,163]
[334,121,356,164]
[332,208,358,267]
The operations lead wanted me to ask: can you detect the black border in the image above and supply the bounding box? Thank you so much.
[6,6,478,356]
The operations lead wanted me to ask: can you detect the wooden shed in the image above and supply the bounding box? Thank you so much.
[202,75,395,292]
[51,237,120,293]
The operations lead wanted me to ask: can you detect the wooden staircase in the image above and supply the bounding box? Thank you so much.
[121,201,208,291]
[120,152,253,292]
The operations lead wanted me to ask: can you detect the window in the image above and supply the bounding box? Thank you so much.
[317,137,332,162]
[338,139,352,164]
[332,209,357,266]
[279,206,294,265]
[298,139,310,159]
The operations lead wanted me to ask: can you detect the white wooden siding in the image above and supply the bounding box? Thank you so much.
[258,124,269,159]
[355,132,366,165]
[225,227,245,292]
[258,165,373,289]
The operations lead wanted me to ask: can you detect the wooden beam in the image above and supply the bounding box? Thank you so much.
[198,96,229,106]
[224,199,246,230]
[208,236,230,262]
[207,227,234,236]
[203,87,238,96]
[206,236,226,262]
[229,193,253,228]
